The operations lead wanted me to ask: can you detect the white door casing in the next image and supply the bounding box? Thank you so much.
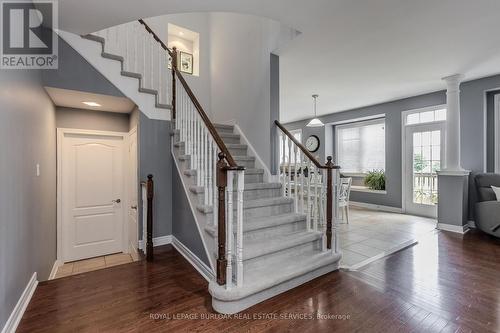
[404,122,445,218]
[128,127,139,260]
[58,129,127,262]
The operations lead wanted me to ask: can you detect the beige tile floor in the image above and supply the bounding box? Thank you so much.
[339,207,436,269]
[53,253,136,279]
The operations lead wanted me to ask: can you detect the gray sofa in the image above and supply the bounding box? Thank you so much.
[474,173,500,238]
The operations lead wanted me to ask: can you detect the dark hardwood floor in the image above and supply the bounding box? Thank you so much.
[18,229,500,332]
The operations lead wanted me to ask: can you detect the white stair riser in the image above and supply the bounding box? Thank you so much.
[244,239,323,272]
[244,220,308,241]
[192,187,282,203]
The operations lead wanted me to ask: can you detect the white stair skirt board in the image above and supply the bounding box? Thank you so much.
[138,235,172,250]
[349,201,403,213]
[437,223,470,234]
[171,149,217,272]
[1,273,38,333]
[56,30,170,121]
[172,236,214,282]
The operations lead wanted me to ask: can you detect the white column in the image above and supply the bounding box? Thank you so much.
[442,74,465,173]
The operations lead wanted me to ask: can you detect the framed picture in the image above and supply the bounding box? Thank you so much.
[179,51,193,74]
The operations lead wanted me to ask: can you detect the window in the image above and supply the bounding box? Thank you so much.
[336,119,385,174]
[279,130,302,165]
[406,108,446,125]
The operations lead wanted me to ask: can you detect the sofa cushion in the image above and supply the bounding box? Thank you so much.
[492,186,500,201]
[475,173,500,202]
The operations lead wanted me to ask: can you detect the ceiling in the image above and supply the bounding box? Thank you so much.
[45,87,136,113]
[58,0,500,122]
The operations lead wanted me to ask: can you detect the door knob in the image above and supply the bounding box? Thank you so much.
[112,199,121,203]
[131,205,137,210]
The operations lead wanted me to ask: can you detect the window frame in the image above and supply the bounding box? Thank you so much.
[335,117,386,175]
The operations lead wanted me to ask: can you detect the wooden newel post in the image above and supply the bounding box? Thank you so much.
[326,156,333,250]
[216,153,228,285]
[171,47,177,121]
[146,174,154,262]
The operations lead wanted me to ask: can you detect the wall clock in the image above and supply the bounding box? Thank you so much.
[305,135,320,153]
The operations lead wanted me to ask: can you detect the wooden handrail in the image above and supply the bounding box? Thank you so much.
[138,19,241,169]
[174,69,242,168]
[275,120,340,169]
[138,19,174,57]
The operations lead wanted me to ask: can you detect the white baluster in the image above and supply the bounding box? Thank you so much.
[196,118,200,186]
[306,160,312,231]
[123,24,127,71]
[200,125,205,201]
[333,168,340,253]
[236,170,244,287]
[204,127,209,206]
[293,144,298,212]
[142,29,146,82]
[321,169,327,251]
[287,138,292,197]
[213,143,218,227]
[300,152,305,214]
[313,166,319,231]
[208,138,213,206]
[150,34,154,90]
[158,43,162,104]
[226,171,234,289]
[281,135,286,196]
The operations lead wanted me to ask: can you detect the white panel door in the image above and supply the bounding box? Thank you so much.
[404,122,445,218]
[61,131,125,262]
[128,128,139,260]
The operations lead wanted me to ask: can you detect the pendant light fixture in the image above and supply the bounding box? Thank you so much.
[306,94,324,127]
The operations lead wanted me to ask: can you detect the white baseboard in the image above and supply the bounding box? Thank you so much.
[138,235,172,250]
[437,223,470,234]
[467,220,476,229]
[1,273,38,333]
[172,236,214,282]
[48,260,62,280]
[350,201,402,213]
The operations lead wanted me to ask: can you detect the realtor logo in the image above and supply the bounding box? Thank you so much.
[1,0,58,69]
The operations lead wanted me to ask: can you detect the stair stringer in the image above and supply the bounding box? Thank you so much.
[171,139,217,274]
[56,30,170,121]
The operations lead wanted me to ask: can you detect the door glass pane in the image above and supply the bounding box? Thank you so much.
[412,130,441,206]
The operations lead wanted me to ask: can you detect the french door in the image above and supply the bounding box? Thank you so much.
[404,122,445,218]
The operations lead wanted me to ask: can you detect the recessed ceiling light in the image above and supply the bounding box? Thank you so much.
[82,101,101,107]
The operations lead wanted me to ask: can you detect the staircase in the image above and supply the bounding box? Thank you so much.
[58,19,342,314]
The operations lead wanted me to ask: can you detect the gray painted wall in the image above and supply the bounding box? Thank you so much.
[42,37,124,97]
[284,91,445,209]
[0,70,56,329]
[284,74,500,219]
[56,107,130,132]
[138,113,172,237]
[171,169,210,266]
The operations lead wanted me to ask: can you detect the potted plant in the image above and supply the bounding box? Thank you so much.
[364,170,386,191]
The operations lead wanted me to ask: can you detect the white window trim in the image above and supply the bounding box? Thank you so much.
[335,117,386,174]
[402,104,447,127]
